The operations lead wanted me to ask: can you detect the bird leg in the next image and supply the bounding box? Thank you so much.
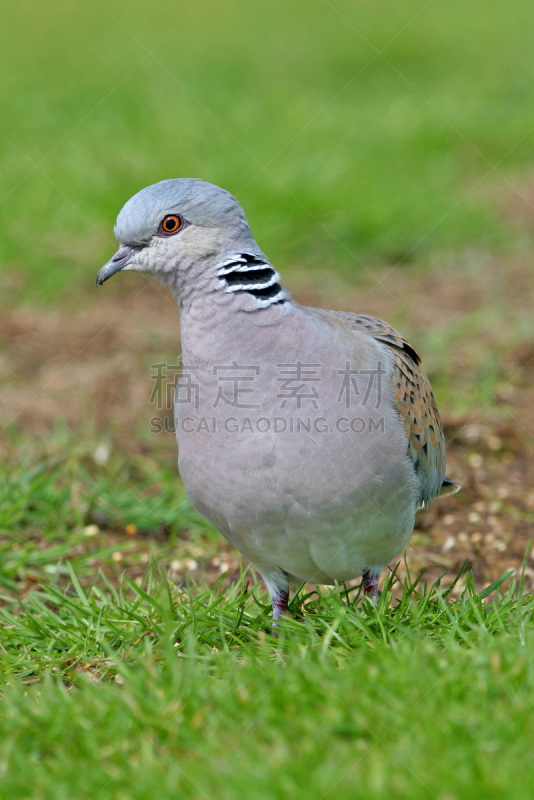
[261,572,290,635]
[271,587,289,634]
[362,570,379,605]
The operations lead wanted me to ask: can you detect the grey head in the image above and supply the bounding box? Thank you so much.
[96,179,265,289]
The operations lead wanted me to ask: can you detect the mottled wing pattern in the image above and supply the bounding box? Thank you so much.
[334,312,446,508]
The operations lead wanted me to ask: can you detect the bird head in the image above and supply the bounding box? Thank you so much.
[96,179,260,288]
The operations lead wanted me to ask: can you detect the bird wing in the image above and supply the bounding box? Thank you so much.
[331,311,446,508]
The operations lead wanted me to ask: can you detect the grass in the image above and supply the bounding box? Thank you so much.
[1,562,533,799]
[1,444,533,799]
[1,0,534,797]
[2,1,534,301]
[0,440,214,593]
[0,438,532,796]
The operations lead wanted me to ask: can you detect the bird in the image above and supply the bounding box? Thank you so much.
[96,178,459,625]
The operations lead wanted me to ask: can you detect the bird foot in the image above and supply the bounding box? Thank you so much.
[362,570,379,605]
[271,588,289,635]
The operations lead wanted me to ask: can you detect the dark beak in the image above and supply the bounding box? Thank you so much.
[96,245,142,286]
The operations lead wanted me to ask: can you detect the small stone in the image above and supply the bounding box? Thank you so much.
[462,424,484,442]
[94,442,111,465]
[495,383,514,401]
[468,453,483,468]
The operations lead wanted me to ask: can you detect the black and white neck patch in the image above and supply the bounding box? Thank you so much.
[216,253,289,308]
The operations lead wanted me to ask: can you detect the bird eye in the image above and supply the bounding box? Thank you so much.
[158,214,184,236]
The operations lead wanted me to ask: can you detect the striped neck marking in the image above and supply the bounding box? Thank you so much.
[216,253,288,308]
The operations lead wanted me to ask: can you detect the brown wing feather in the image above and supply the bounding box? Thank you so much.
[333,311,446,506]
[336,312,422,365]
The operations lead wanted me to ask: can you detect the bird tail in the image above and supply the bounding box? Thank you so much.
[438,476,461,498]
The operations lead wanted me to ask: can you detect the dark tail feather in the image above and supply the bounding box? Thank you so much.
[439,476,461,498]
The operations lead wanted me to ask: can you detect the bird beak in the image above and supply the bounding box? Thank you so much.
[96,245,142,286]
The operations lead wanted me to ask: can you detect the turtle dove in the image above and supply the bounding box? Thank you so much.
[97,179,459,624]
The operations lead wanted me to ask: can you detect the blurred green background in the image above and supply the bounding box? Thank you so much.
[1,0,534,300]
[1,3,534,798]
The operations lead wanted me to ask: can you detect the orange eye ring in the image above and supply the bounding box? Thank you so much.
[160,214,182,234]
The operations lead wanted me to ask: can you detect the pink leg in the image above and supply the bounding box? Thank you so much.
[272,588,289,633]
[362,570,379,605]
